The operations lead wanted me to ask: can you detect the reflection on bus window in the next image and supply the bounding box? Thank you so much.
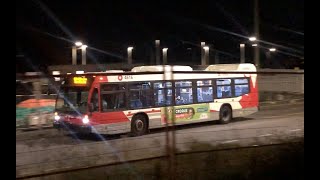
[234,78,249,96]
[130,90,153,108]
[197,87,213,102]
[130,82,151,90]
[154,82,172,88]
[92,89,99,111]
[175,81,193,105]
[235,79,248,84]
[129,82,153,109]
[235,85,249,96]
[155,89,172,106]
[175,87,193,105]
[197,80,212,86]
[217,86,231,98]
[217,79,231,85]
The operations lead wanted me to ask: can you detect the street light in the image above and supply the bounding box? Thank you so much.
[248,36,259,67]
[81,45,88,50]
[127,46,134,64]
[72,41,85,65]
[75,41,83,47]
[203,46,209,51]
[249,36,257,41]
[162,48,168,65]
[203,46,209,65]
[266,48,276,68]
[52,71,60,81]
[269,48,276,52]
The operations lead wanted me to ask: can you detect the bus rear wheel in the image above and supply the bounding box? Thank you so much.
[131,114,148,136]
[219,105,232,124]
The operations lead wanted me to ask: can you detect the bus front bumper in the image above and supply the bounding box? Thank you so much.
[53,121,92,134]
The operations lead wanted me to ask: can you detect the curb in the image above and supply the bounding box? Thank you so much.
[16,125,53,132]
[260,98,304,106]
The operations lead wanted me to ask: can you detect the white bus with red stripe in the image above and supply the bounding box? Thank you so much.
[53,63,258,136]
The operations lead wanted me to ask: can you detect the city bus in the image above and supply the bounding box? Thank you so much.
[53,63,258,136]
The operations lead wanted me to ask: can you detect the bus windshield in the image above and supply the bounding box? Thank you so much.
[55,87,89,114]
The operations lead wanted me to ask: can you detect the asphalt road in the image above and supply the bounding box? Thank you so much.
[16,101,304,178]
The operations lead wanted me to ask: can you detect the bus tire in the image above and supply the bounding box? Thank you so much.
[219,104,232,124]
[131,114,148,136]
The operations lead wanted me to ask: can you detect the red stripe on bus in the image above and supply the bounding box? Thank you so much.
[126,109,161,116]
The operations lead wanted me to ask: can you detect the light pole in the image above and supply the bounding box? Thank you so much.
[265,48,276,67]
[201,42,205,65]
[127,46,134,65]
[203,46,209,65]
[155,40,160,65]
[72,41,87,65]
[215,52,219,64]
[162,48,168,65]
[81,45,87,65]
[72,41,83,65]
[248,36,258,64]
[240,44,245,63]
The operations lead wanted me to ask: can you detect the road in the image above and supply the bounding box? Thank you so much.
[16,101,304,178]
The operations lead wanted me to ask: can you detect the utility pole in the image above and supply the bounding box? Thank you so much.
[254,0,260,68]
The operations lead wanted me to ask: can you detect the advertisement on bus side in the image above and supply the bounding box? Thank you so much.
[161,104,210,124]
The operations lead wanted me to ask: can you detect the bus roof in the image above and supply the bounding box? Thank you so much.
[105,70,125,72]
[131,65,193,72]
[204,63,257,72]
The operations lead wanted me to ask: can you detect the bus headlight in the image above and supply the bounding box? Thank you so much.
[82,115,89,124]
[54,112,60,121]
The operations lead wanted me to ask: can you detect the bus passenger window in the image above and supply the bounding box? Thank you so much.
[91,89,99,111]
[102,94,114,110]
[217,86,231,98]
[102,93,125,111]
[130,99,143,108]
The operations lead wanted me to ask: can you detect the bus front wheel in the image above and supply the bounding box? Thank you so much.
[219,105,232,124]
[131,114,148,136]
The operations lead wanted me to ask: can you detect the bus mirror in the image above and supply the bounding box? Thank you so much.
[89,103,94,112]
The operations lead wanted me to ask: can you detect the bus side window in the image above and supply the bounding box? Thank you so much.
[91,88,99,112]
[102,92,126,111]
[130,99,143,108]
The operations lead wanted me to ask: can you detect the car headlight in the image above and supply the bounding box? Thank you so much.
[54,112,60,121]
[82,115,89,124]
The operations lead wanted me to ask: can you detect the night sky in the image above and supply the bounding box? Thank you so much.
[16,0,304,72]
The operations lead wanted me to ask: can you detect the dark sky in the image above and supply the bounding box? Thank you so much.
[16,0,304,72]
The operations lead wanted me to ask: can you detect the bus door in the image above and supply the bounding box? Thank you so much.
[89,84,129,126]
